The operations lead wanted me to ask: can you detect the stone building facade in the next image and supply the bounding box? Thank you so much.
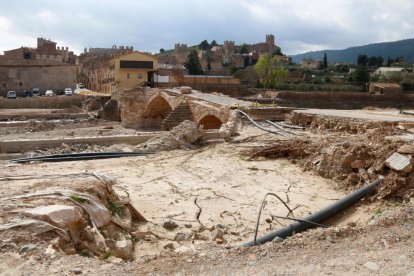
[0,38,77,95]
[80,51,158,94]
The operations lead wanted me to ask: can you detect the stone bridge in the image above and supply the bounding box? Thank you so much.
[118,87,251,130]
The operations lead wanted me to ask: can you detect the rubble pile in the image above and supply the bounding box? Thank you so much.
[247,134,414,200]
[0,173,146,261]
[138,120,203,152]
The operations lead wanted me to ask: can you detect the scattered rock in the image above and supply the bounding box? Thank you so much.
[180,86,192,94]
[174,232,190,241]
[72,267,82,275]
[272,237,284,243]
[19,244,37,254]
[113,239,133,260]
[211,228,224,241]
[215,238,224,244]
[385,152,412,173]
[108,256,123,264]
[215,224,223,229]
[163,220,179,230]
[184,223,192,228]
[163,242,174,250]
[363,261,380,271]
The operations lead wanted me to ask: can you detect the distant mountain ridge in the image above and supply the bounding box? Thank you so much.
[289,38,414,64]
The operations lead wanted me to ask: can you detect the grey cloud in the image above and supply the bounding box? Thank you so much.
[0,0,413,55]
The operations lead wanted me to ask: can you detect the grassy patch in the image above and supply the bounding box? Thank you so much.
[102,251,113,261]
[108,198,122,217]
[70,194,86,203]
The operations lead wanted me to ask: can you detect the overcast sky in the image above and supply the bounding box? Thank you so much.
[0,0,413,56]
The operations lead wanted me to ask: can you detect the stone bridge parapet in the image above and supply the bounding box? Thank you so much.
[119,87,249,130]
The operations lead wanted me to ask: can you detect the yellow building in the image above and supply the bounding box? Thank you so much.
[107,51,158,93]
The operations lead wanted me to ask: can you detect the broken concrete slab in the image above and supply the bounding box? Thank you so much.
[385,152,413,173]
[0,219,70,240]
[24,205,84,228]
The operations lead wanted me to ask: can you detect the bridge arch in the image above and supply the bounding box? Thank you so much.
[143,95,173,129]
[198,114,223,129]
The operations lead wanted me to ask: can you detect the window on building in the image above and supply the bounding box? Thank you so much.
[23,52,31,59]
[127,73,130,79]
[2,83,6,88]
[19,82,23,86]
[138,73,143,79]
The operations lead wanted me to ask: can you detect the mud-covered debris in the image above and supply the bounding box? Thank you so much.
[249,140,311,160]
[376,173,408,199]
[219,110,242,140]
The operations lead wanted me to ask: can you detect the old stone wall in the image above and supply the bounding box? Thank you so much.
[0,65,77,95]
[181,76,240,85]
[274,91,414,109]
[0,95,83,108]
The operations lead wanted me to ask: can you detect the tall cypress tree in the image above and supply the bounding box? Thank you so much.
[184,49,204,75]
[323,52,328,69]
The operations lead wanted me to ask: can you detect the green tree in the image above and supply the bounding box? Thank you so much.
[352,65,370,83]
[210,40,218,47]
[240,44,249,54]
[184,49,203,75]
[159,48,165,54]
[198,40,209,50]
[254,53,287,88]
[323,52,328,69]
[357,54,368,66]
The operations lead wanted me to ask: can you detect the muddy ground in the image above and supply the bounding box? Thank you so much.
[0,107,414,275]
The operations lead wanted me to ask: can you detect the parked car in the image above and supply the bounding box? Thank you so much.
[45,90,54,96]
[23,90,32,97]
[55,89,64,96]
[6,91,16,99]
[64,88,73,96]
[32,88,40,97]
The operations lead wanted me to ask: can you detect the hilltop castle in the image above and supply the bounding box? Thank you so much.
[157,34,285,74]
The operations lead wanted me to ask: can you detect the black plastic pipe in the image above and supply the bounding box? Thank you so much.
[240,179,382,247]
[11,152,153,163]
